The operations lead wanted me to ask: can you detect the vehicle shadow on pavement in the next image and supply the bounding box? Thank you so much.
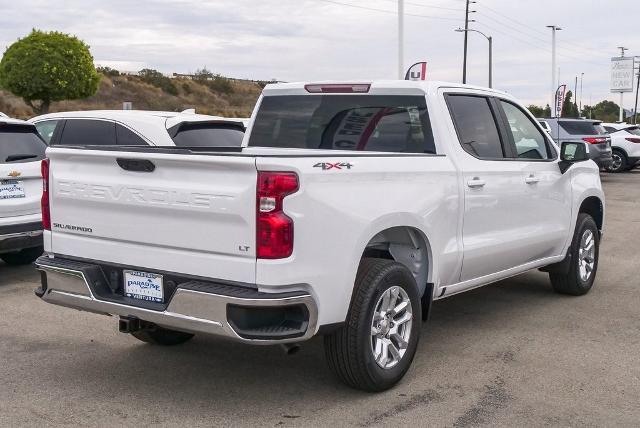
[34,271,572,420]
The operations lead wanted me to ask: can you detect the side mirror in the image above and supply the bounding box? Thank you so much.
[559,141,589,173]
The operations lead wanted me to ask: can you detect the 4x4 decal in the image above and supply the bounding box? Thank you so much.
[313,162,354,170]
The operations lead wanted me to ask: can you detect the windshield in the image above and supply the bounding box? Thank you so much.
[170,123,245,147]
[248,95,436,153]
[0,125,46,164]
[559,121,607,136]
[172,123,244,147]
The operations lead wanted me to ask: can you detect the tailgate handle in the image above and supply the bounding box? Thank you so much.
[116,158,155,172]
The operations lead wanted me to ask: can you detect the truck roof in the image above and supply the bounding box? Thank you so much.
[262,80,510,97]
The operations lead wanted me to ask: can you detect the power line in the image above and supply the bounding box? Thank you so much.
[317,0,463,21]
[376,0,464,12]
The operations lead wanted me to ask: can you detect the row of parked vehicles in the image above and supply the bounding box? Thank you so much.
[537,117,640,173]
[0,81,610,391]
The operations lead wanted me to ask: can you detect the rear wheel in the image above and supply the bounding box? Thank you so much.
[131,325,194,346]
[606,149,627,173]
[0,246,43,266]
[550,214,599,296]
[324,258,421,392]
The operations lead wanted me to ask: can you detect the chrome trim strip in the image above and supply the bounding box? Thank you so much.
[0,230,43,241]
[36,260,317,344]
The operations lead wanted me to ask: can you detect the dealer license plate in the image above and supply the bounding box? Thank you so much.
[0,180,25,200]
[124,270,164,303]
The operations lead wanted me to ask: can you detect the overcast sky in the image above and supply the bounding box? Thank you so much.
[1,0,639,108]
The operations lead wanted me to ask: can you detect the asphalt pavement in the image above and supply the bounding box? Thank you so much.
[1,170,638,427]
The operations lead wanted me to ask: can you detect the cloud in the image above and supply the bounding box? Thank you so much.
[0,0,638,107]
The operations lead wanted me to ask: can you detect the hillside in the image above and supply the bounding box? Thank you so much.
[0,72,263,120]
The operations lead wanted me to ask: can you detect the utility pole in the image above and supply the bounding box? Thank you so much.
[398,0,404,79]
[618,46,628,122]
[462,0,476,84]
[547,25,562,116]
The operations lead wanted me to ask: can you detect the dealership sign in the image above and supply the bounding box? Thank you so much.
[555,84,567,117]
[405,62,427,81]
[610,57,634,93]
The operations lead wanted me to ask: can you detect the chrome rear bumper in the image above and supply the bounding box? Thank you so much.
[35,256,318,344]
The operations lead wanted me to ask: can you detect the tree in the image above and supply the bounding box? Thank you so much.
[138,68,178,95]
[561,90,580,118]
[0,30,99,114]
[543,104,551,117]
[97,66,120,77]
[583,100,621,122]
[527,105,545,117]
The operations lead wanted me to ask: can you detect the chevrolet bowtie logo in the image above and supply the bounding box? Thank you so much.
[7,171,21,178]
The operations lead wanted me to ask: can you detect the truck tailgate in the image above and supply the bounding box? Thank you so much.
[47,148,257,284]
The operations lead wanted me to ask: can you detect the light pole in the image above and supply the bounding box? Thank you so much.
[456,28,492,88]
[633,57,640,125]
[547,25,562,116]
[398,0,404,79]
[579,72,584,115]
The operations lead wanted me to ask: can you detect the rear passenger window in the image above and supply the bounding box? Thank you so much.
[59,119,116,146]
[446,95,504,159]
[116,124,148,145]
[499,101,550,160]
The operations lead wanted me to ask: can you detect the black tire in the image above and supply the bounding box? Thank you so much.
[324,258,421,392]
[131,325,194,346]
[0,246,43,266]
[606,149,627,173]
[550,214,599,296]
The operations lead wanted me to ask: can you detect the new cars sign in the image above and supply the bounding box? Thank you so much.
[610,57,634,93]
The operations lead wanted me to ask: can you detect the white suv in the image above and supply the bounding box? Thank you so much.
[601,122,640,172]
[29,110,246,148]
[0,117,46,265]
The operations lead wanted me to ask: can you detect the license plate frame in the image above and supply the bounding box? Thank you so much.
[0,179,26,200]
[123,270,164,303]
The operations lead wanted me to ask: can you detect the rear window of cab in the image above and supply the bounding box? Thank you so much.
[248,95,436,154]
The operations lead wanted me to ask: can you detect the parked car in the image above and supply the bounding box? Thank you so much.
[35,81,604,391]
[0,117,46,265]
[537,118,552,134]
[538,118,613,168]
[29,110,246,147]
[601,122,640,172]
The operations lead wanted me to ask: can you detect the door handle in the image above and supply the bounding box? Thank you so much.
[116,158,155,172]
[525,175,540,184]
[467,177,486,188]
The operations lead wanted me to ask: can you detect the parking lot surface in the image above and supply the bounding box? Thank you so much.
[1,171,639,427]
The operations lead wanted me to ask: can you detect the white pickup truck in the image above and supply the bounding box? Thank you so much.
[36,81,604,391]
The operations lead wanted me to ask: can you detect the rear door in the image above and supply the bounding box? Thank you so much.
[47,148,258,283]
[0,124,46,219]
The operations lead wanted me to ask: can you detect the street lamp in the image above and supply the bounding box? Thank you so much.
[547,25,562,116]
[456,27,492,88]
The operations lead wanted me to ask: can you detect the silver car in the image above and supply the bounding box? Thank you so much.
[538,118,613,168]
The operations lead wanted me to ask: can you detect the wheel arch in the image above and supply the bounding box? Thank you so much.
[579,196,604,232]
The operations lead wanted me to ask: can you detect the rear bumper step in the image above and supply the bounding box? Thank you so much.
[35,256,318,344]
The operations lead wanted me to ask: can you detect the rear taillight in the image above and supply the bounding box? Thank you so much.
[256,171,299,259]
[41,158,51,230]
[625,137,640,144]
[582,137,607,144]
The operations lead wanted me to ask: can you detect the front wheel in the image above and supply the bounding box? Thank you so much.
[324,258,421,392]
[550,214,599,296]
